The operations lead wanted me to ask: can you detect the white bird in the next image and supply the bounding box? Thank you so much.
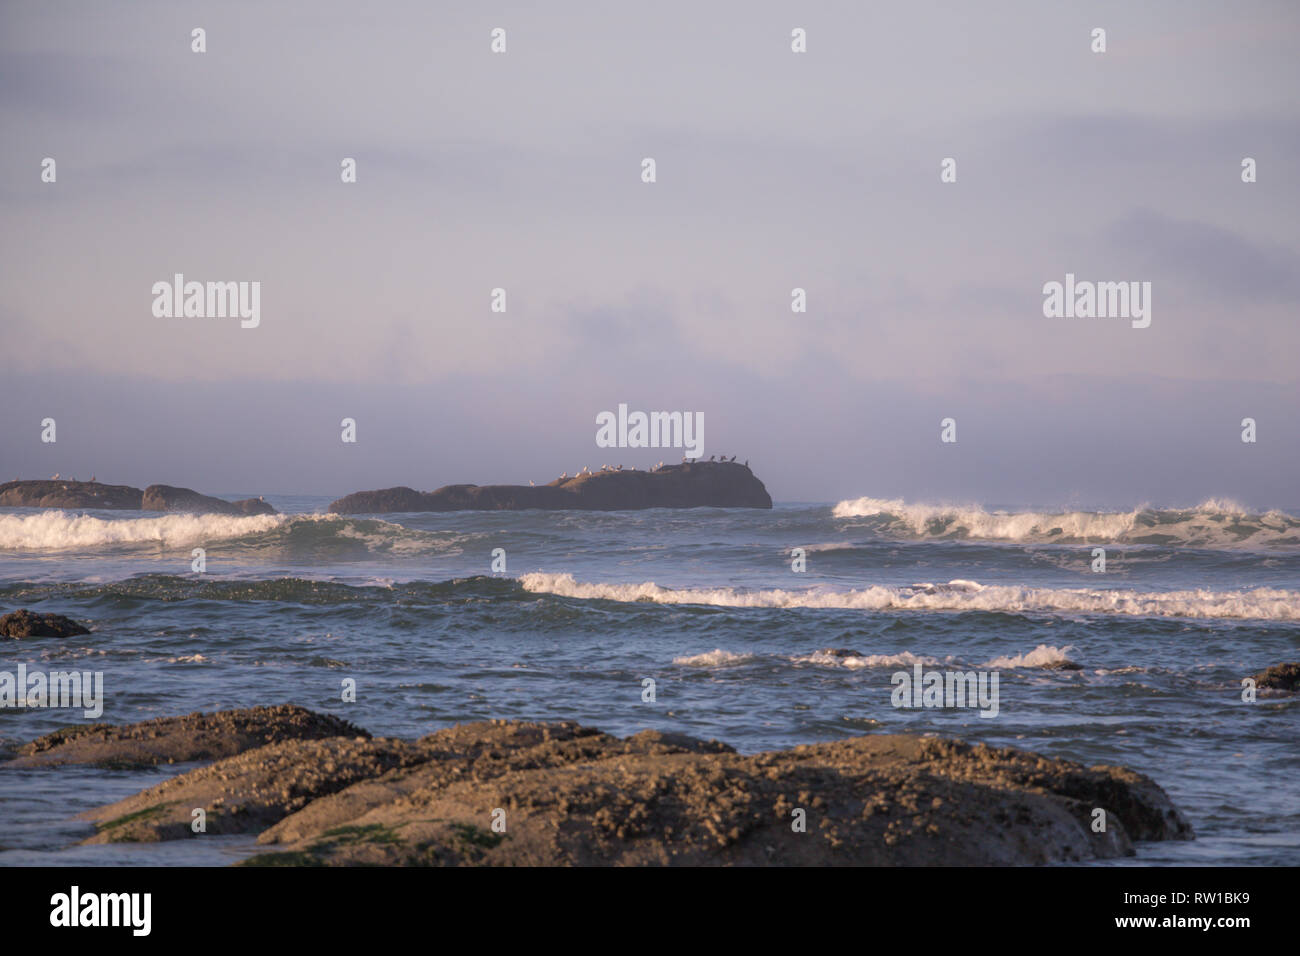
[529,480,535,486]
[616,465,623,471]
[560,472,568,480]
[51,473,60,480]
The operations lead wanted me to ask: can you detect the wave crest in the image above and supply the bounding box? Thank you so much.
[830,497,1300,548]
[518,572,1300,621]
[0,511,284,550]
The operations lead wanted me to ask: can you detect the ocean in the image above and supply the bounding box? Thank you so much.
[1,495,1297,866]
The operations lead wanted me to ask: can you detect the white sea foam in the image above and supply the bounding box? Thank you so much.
[985,644,1077,669]
[673,649,756,666]
[0,510,285,550]
[0,510,465,555]
[793,649,941,669]
[830,496,1300,548]
[518,572,1300,621]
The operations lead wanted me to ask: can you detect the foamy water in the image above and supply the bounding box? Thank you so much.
[0,511,285,550]
[519,572,1300,621]
[831,496,1300,548]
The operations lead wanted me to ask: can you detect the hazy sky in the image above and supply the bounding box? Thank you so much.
[2,1,1297,506]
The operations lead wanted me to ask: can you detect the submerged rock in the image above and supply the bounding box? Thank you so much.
[9,704,366,768]
[1251,662,1300,692]
[0,609,91,639]
[70,713,1192,865]
[328,461,773,513]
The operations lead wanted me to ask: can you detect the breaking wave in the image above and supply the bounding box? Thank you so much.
[518,572,1300,621]
[0,511,285,549]
[830,497,1300,548]
[0,511,465,556]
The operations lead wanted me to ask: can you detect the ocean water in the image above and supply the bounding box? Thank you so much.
[1,495,1298,866]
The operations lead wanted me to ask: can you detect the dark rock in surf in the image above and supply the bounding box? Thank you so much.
[328,460,773,513]
[0,609,91,639]
[0,479,142,510]
[142,484,276,516]
[8,704,367,768]
[0,479,276,515]
[1251,662,1300,692]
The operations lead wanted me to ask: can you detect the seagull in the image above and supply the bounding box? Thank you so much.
[730,455,737,462]
[51,473,60,480]
[529,480,535,486]
[616,465,623,471]
[90,475,96,482]
[560,472,567,480]
[744,460,749,467]
[709,455,715,461]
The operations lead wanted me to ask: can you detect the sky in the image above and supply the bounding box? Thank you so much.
[1,1,1297,507]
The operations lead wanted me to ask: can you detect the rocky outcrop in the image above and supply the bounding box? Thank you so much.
[0,479,276,515]
[141,485,276,516]
[0,480,141,510]
[1251,662,1300,691]
[8,704,367,768]
[329,461,773,513]
[65,713,1192,864]
[0,609,91,639]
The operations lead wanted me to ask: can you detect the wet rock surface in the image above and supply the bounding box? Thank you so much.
[8,704,367,769]
[1251,662,1300,691]
[61,713,1191,865]
[0,609,91,639]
